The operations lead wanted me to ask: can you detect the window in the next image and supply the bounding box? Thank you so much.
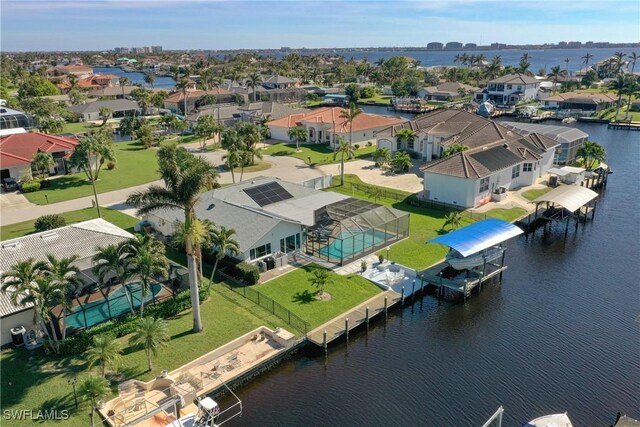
[507,84,512,90]
[397,141,402,150]
[517,86,522,91]
[280,233,300,253]
[512,165,520,179]
[479,177,489,193]
[408,141,414,150]
[523,163,532,172]
[249,243,271,260]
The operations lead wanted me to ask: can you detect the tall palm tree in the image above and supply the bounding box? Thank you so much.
[123,234,168,316]
[610,75,630,120]
[339,103,362,147]
[144,72,155,88]
[582,53,594,72]
[576,140,606,170]
[207,226,240,291]
[78,375,110,426]
[336,138,355,186]
[175,77,191,115]
[624,79,639,117]
[86,335,122,377]
[43,255,82,340]
[92,244,135,314]
[628,52,639,74]
[564,58,571,76]
[129,317,170,371]
[246,72,263,103]
[395,128,417,152]
[126,146,219,333]
[118,76,129,98]
[1,259,57,338]
[549,65,566,92]
[287,126,307,150]
[613,52,626,74]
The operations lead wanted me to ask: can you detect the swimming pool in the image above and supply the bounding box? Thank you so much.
[65,282,163,329]
[318,229,392,261]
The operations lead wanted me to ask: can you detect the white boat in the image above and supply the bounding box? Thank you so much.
[446,246,504,270]
[523,412,573,427]
[165,397,221,427]
[562,117,577,124]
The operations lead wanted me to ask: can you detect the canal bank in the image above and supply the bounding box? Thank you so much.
[217,121,639,426]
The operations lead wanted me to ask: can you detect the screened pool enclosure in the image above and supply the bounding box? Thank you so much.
[306,198,409,265]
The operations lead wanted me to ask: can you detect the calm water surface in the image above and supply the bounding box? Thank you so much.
[220,123,639,426]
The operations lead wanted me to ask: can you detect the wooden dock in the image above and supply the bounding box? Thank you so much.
[608,121,640,130]
[307,290,401,347]
[421,260,507,300]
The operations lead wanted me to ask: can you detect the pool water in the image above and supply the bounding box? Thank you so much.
[65,282,162,329]
[319,229,392,260]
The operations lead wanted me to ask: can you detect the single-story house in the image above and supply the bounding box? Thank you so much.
[0,219,133,346]
[68,99,140,121]
[418,82,480,101]
[48,64,94,78]
[538,92,617,113]
[500,121,589,165]
[237,102,310,123]
[86,85,140,99]
[267,107,406,147]
[163,88,235,115]
[0,132,79,181]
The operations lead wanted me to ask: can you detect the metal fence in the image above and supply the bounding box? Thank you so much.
[220,274,309,337]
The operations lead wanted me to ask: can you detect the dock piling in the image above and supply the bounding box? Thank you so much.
[384,296,388,318]
[345,318,349,341]
[365,306,370,327]
[411,280,416,300]
[401,286,405,305]
[323,330,327,354]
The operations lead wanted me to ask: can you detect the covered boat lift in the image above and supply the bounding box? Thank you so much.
[423,219,524,301]
[527,185,599,238]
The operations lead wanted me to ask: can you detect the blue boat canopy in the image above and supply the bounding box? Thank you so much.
[428,218,523,257]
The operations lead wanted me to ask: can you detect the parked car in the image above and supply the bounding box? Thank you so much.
[2,177,18,191]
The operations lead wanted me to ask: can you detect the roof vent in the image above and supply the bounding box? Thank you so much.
[506,131,512,135]
[2,241,20,249]
[503,143,509,148]
[40,231,59,240]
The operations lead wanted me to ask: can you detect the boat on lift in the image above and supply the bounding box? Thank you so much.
[445,246,504,270]
[523,412,573,427]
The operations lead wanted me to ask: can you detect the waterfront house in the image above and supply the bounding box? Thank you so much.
[267,107,406,147]
[68,99,140,121]
[48,64,94,79]
[538,92,616,114]
[262,75,299,90]
[163,88,234,115]
[500,121,589,166]
[418,82,480,101]
[0,219,133,346]
[0,132,79,180]
[474,73,540,106]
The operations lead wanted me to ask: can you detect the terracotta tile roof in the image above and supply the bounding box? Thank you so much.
[165,88,231,103]
[266,107,406,133]
[0,132,79,168]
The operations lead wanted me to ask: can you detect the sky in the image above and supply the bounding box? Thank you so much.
[1,0,638,51]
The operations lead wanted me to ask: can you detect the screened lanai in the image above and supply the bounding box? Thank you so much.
[307,198,410,265]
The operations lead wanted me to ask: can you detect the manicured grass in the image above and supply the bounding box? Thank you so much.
[61,121,100,134]
[230,160,272,173]
[264,142,376,166]
[251,264,381,328]
[22,140,161,205]
[0,207,139,241]
[521,187,553,202]
[327,175,525,270]
[358,94,392,105]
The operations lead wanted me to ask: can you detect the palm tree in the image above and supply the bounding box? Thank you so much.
[624,79,639,118]
[549,65,566,92]
[98,107,112,127]
[69,133,116,218]
[336,138,355,186]
[628,52,639,74]
[610,75,630,120]
[86,335,122,377]
[373,147,391,167]
[1,258,53,339]
[118,77,130,98]
[564,58,571,76]
[443,211,464,231]
[582,53,594,72]
[124,234,168,316]
[207,226,240,292]
[175,77,191,115]
[246,72,263,103]
[576,140,606,170]
[144,72,155,88]
[126,146,219,333]
[308,268,333,297]
[287,126,307,150]
[78,375,110,426]
[43,255,82,340]
[31,151,55,179]
[92,244,136,314]
[442,143,469,158]
[129,317,170,371]
[339,103,363,147]
[613,52,626,74]
[395,128,417,152]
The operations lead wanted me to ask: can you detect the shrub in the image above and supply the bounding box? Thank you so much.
[34,214,66,232]
[354,144,360,150]
[39,179,51,189]
[366,141,373,147]
[361,86,376,98]
[106,162,116,170]
[20,181,41,193]
[231,261,260,285]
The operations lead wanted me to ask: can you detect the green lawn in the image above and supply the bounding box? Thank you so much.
[358,94,392,105]
[230,160,272,174]
[0,207,139,241]
[61,122,100,134]
[250,264,381,328]
[263,142,376,166]
[23,140,161,205]
[521,187,553,202]
[327,175,526,270]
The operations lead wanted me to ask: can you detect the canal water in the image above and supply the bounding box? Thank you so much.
[93,67,176,89]
[220,123,640,426]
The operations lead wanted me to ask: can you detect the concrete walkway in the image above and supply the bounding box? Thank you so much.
[318,159,423,194]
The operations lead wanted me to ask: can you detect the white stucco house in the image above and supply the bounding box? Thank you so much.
[267,107,406,148]
[474,73,541,106]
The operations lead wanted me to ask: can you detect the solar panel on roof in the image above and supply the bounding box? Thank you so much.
[243,182,293,207]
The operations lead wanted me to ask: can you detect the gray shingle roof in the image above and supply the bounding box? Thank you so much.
[500,121,588,145]
[0,219,133,318]
[489,73,539,85]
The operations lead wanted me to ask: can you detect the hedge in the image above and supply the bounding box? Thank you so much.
[229,261,260,285]
[20,181,41,193]
[58,287,207,356]
[34,214,67,232]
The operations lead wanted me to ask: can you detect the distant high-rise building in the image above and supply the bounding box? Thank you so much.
[445,42,463,50]
[585,41,594,47]
[464,43,477,49]
[426,42,444,50]
[567,41,582,48]
[558,41,568,48]
[151,46,163,53]
[490,42,507,49]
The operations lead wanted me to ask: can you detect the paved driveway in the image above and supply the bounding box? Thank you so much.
[318,159,423,193]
